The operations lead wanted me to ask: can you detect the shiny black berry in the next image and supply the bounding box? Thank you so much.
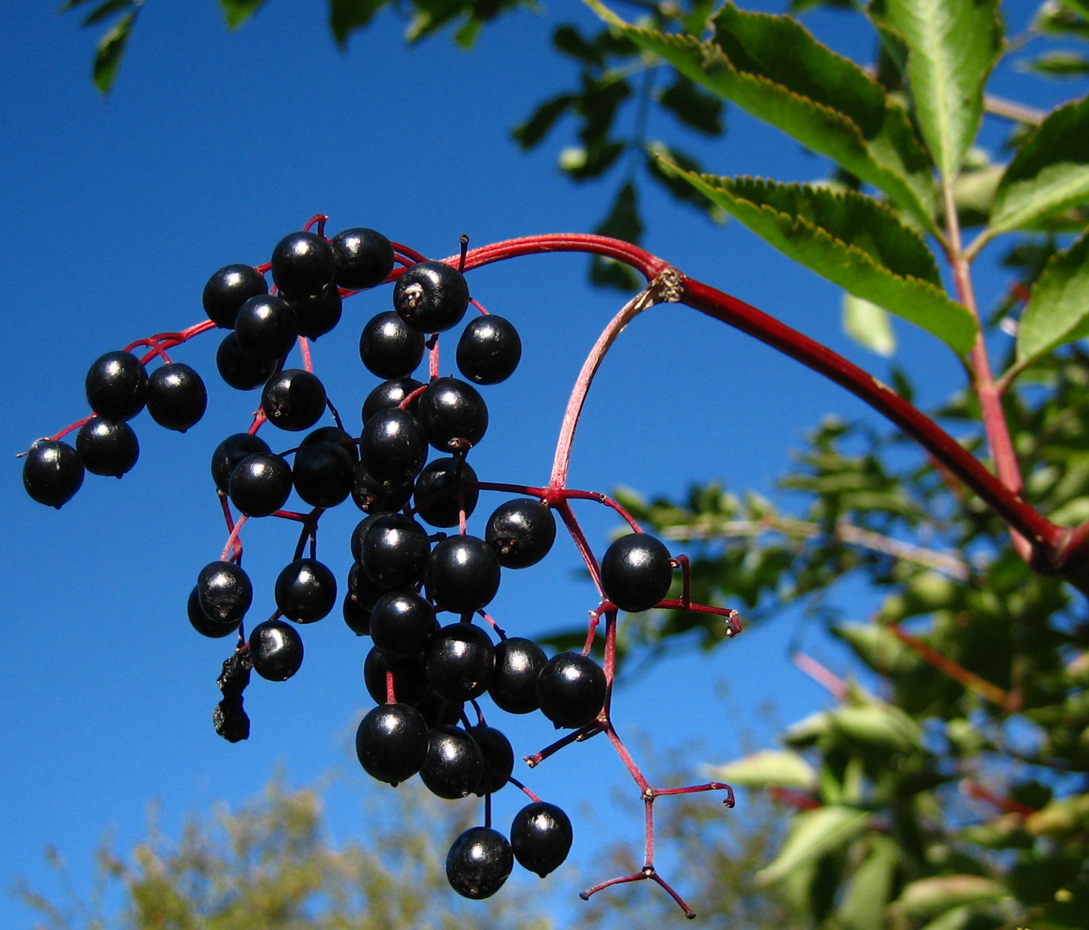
[292,439,355,508]
[426,535,501,614]
[488,637,548,714]
[344,563,386,636]
[22,439,84,508]
[186,585,238,638]
[536,652,607,729]
[196,561,252,627]
[350,463,415,514]
[416,377,488,452]
[331,227,394,290]
[289,284,342,340]
[362,377,424,424]
[468,725,514,795]
[485,499,556,569]
[456,315,521,385]
[510,802,573,877]
[228,451,293,516]
[261,369,327,432]
[359,407,428,486]
[203,264,268,328]
[147,363,207,432]
[274,558,337,623]
[234,294,298,361]
[393,261,469,333]
[420,724,484,799]
[600,533,674,612]
[446,827,513,900]
[75,417,139,477]
[271,231,336,299]
[211,433,270,493]
[360,513,431,589]
[369,590,437,659]
[426,622,495,701]
[363,647,429,705]
[413,458,479,528]
[216,332,278,390]
[249,619,304,681]
[355,702,429,786]
[85,350,148,421]
[359,311,426,379]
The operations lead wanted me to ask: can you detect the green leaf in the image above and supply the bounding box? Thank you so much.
[867,0,1002,180]
[837,835,901,930]
[1016,228,1089,368]
[989,97,1089,236]
[843,294,896,356]
[644,142,726,218]
[328,0,384,47]
[512,93,576,150]
[828,702,923,753]
[893,875,1010,919]
[219,0,270,30]
[92,8,136,93]
[1025,51,1089,77]
[657,75,723,135]
[706,749,817,788]
[757,805,871,884]
[590,181,644,290]
[585,0,937,232]
[666,170,977,354]
[81,0,134,28]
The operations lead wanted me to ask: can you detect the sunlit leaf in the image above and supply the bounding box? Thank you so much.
[585,0,937,231]
[837,835,901,930]
[1016,228,1089,368]
[989,96,1089,236]
[757,805,871,884]
[843,294,896,356]
[666,169,977,354]
[828,702,923,753]
[92,8,136,93]
[868,0,1002,181]
[706,749,818,788]
[81,0,134,28]
[893,875,1010,919]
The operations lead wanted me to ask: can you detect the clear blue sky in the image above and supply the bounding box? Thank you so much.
[2,1,1082,925]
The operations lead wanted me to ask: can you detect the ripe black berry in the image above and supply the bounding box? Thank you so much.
[249,619,304,681]
[202,263,268,328]
[292,440,355,508]
[186,585,238,638]
[274,558,337,624]
[271,231,336,299]
[75,417,140,477]
[147,363,207,432]
[350,463,415,514]
[456,315,522,385]
[488,637,548,714]
[510,802,573,877]
[485,499,556,569]
[360,513,431,589]
[359,407,428,486]
[362,377,424,423]
[261,369,327,432]
[426,622,496,701]
[363,647,429,705]
[211,432,270,493]
[289,284,342,340]
[355,702,429,786]
[416,377,489,452]
[446,827,513,900]
[196,561,253,627]
[393,261,470,333]
[369,590,437,659]
[233,294,299,361]
[85,350,148,422]
[228,451,293,516]
[536,652,607,729]
[216,332,278,390]
[426,535,501,614]
[22,439,84,508]
[359,311,426,379]
[600,533,674,612]
[344,562,386,636]
[331,227,395,290]
[413,458,479,528]
[468,725,514,795]
[420,724,484,799]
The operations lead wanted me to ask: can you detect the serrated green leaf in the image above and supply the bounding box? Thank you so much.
[328,0,383,47]
[585,0,937,232]
[706,749,817,788]
[757,805,871,884]
[81,0,134,28]
[667,170,977,354]
[844,294,896,356]
[1016,228,1089,368]
[990,97,1089,236]
[219,0,270,30]
[893,875,1010,918]
[867,0,1002,181]
[645,142,726,217]
[92,8,136,93]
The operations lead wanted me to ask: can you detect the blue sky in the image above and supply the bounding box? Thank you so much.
[2,0,1084,925]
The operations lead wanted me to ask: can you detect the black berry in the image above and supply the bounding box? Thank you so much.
[393,261,470,333]
[330,227,394,290]
[416,377,489,452]
[510,802,573,877]
[196,561,253,627]
[600,533,674,612]
[456,315,522,385]
[274,558,337,623]
[261,369,327,432]
[485,499,556,569]
[22,439,84,508]
[202,263,268,328]
[85,350,148,421]
[233,294,298,361]
[413,457,479,528]
[420,724,484,799]
[216,332,278,390]
[426,622,496,701]
[228,451,293,516]
[147,363,207,432]
[536,652,606,729]
[75,417,140,477]
[359,311,426,379]
[271,231,336,298]
[355,702,429,786]
[446,827,513,900]
[211,432,270,493]
[249,619,304,681]
[488,637,548,714]
[426,535,501,614]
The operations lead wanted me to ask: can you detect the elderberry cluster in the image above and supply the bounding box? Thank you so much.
[21,219,721,910]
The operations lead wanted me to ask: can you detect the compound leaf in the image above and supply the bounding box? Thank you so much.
[667,169,977,354]
[868,0,1002,181]
[1016,228,1089,368]
[989,96,1089,236]
[585,0,937,232]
